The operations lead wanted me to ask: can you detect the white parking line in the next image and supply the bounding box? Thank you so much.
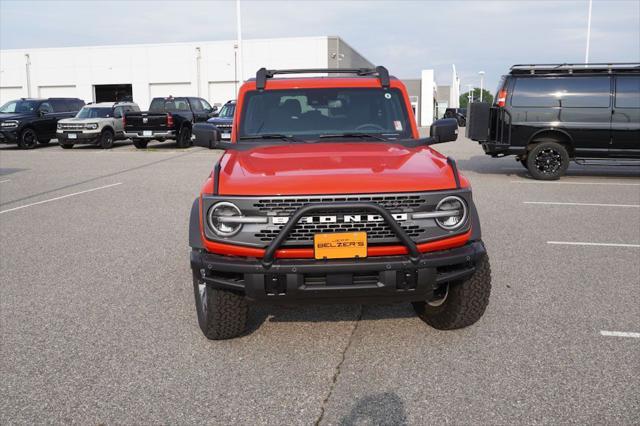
[0,179,10,184]
[547,241,640,248]
[0,183,123,214]
[525,201,640,208]
[600,331,640,338]
[511,180,640,186]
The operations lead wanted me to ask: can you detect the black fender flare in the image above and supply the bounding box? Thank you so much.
[101,126,115,135]
[468,195,482,242]
[189,197,204,249]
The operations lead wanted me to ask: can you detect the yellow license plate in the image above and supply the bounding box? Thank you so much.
[314,232,367,260]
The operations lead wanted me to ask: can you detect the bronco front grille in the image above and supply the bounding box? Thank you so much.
[253,194,425,216]
[254,216,424,243]
[201,191,470,248]
[59,123,85,130]
[251,194,432,245]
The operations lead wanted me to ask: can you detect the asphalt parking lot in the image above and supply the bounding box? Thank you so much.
[1,136,639,424]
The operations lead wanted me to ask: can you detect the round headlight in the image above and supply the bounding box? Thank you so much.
[435,196,467,230]
[85,123,98,130]
[57,123,62,129]
[207,202,242,237]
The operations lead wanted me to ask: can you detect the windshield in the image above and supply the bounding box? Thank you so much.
[76,107,112,119]
[0,100,40,113]
[218,103,235,118]
[239,88,411,140]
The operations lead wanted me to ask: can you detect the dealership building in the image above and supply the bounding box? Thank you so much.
[0,36,459,126]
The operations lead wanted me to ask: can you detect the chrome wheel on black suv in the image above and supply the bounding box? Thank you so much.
[526,141,570,180]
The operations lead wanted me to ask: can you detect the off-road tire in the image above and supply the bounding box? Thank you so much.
[18,128,38,149]
[193,272,249,340]
[413,254,491,330]
[99,129,115,149]
[133,139,148,149]
[59,142,74,149]
[176,127,192,148]
[525,141,570,180]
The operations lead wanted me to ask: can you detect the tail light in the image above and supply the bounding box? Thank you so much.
[167,113,174,128]
[497,90,507,107]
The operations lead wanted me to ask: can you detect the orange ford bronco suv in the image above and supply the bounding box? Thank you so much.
[189,67,491,339]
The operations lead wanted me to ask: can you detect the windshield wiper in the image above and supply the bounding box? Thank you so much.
[317,133,388,141]
[239,134,301,142]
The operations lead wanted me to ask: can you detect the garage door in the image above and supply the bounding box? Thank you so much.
[38,85,77,98]
[0,86,24,105]
[148,82,192,99]
[208,81,237,107]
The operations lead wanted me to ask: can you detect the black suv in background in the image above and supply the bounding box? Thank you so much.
[124,96,217,149]
[0,98,85,149]
[208,100,235,138]
[467,63,640,179]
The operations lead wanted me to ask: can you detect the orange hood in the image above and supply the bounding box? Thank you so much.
[214,142,467,196]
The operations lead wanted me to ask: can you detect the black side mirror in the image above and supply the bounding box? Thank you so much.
[192,122,221,149]
[38,110,46,117]
[428,118,458,144]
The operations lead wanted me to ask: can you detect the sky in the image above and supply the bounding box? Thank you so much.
[1,0,639,91]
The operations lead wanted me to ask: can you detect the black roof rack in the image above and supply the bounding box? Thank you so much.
[254,66,391,90]
[510,63,640,75]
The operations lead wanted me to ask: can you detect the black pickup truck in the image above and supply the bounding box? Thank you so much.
[124,96,217,148]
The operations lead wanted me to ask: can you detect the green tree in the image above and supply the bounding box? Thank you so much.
[459,88,493,108]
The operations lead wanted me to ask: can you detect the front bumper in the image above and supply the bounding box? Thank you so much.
[0,129,18,143]
[57,131,100,144]
[124,130,175,139]
[191,240,486,304]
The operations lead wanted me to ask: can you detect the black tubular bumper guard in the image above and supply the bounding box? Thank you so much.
[261,202,421,268]
[191,202,486,304]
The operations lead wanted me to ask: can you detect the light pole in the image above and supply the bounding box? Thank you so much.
[25,54,32,98]
[478,71,485,102]
[233,44,238,95]
[585,0,593,64]
[236,0,243,84]
[467,84,473,104]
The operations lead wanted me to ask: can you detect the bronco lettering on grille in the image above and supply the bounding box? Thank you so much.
[272,213,408,225]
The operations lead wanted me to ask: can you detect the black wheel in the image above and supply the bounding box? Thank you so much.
[193,271,248,340]
[133,139,148,149]
[413,254,491,330]
[39,139,51,145]
[59,143,74,149]
[18,128,38,149]
[99,129,114,149]
[526,141,570,180]
[177,127,192,148]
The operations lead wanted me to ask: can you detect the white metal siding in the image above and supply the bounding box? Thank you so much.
[0,37,336,109]
[38,85,77,98]
[0,86,23,104]
[208,81,237,107]
[148,82,192,100]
